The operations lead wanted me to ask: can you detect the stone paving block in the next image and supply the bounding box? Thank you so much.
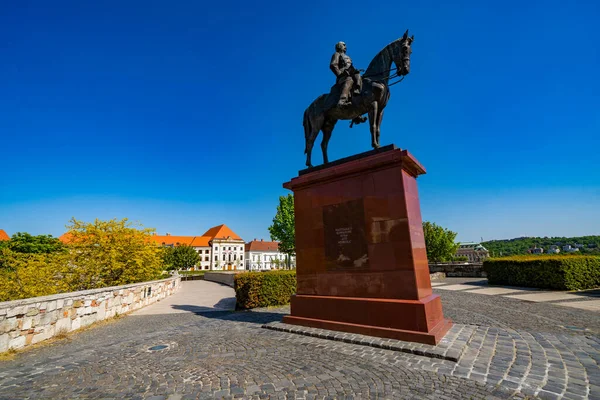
[557,299,600,312]
[432,284,480,291]
[505,292,585,303]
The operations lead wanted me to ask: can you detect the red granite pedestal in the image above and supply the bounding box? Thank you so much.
[282,145,452,345]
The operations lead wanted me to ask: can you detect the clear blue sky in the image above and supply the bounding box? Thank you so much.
[1,0,599,242]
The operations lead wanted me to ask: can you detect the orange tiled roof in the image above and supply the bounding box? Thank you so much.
[202,224,243,241]
[245,239,280,252]
[58,233,72,243]
[0,229,9,241]
[59,224,241,247]
[148,235,211,247]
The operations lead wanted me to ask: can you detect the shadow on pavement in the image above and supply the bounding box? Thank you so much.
[570,289,600,298]
[169,304,286,325]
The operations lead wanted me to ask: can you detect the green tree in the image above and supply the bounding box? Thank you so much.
[268,194,295,268]
[423,221,459,263]
[169,244,201,271]
[1,232,64,254]
[161,246,176,270]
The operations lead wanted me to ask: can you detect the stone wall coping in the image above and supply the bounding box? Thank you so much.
[0,276,180,309]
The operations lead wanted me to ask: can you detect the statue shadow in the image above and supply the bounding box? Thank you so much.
[169,302,287,325]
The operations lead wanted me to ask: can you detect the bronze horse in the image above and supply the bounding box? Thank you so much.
[303,31,414,167]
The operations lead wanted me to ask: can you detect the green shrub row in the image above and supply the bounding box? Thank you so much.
[234,271,296,309]
[484,255,600,290]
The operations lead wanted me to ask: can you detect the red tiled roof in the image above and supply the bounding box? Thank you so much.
[148,235,211,247]
[0,229,9,241]
[59,224,241,247]
[202,224,243,241]
[245,239,280,252]
[58,233,72,243]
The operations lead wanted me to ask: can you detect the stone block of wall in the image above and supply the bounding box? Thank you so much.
[0,277,180,353]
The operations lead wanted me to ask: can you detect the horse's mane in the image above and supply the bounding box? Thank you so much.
[363,38,402,82]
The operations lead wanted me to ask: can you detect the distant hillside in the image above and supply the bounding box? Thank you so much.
[481,235,600,257]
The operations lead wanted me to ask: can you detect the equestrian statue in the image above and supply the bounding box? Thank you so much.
[303,30,414,167]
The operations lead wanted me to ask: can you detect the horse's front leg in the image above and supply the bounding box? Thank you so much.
[368,101,379,149]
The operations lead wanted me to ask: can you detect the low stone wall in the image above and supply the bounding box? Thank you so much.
[204,271,245,287]
[0,277,180,353]
[429,272,447,281]
[429,262,486,278]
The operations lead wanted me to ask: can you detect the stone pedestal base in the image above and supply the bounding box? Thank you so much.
[283,145,452,345]
[283,294,452,345]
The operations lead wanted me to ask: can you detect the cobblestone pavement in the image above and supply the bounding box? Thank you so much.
[264,322,600,400]
[0,309,530,400]
[0,279,598,399]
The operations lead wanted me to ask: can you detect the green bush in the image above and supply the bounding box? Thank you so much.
[234,271,296,309]
[484,255,600,290]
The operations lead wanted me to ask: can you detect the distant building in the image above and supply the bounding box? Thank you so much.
[245,239,295,270]
[60,224,245,271]
[562,245,580,253]
[574,243,585,249]
[456,242,490,262]
[528,246,544,254]
[0,229,9,241]
[547,245,560,254]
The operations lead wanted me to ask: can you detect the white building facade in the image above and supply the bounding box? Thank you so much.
[150,224,245,270]
[245,239,296,270]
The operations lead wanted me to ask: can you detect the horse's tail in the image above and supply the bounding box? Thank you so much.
[303,107,312,155]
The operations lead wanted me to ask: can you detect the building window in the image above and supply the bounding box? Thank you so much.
[205,250,210,254]
[215,255,217,261]
[223,254,226,261]
[241,255,243,260]
[205,256,209,261]
[228,247,231,251]
[197,250,202,254]
[214,246,218,250]
[234,254,237,261]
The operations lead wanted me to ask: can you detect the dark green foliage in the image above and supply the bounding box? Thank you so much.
[484,255,600,290]
[268,194,295,267]
[162,244,200,271]
[1,232,65,254]
[234,271,296,309]
[483,236,600,256]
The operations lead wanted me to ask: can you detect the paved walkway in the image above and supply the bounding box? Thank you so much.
[433,278,600,313]
[0,279,598,399]
[132,280,236,316]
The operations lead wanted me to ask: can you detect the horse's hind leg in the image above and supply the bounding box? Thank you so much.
[321,119,337,164]
[368,101,380,149]
[305,136,315,168]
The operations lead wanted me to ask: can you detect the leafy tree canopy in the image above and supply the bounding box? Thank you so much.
[0,232,64,254]
[164,244,200,271]
[483,235,600,257]
[423,221,459,263]
[63,217,164,290]
[268,194,296,262]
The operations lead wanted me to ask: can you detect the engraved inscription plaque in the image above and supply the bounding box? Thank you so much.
[323,199,370,270]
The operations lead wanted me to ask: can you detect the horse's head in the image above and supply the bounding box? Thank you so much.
[394,30,414,76]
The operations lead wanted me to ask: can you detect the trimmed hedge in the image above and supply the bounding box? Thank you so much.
[484,255,600,290]
[234,271,296,309]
